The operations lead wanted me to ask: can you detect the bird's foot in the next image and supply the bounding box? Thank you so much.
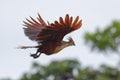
[30,53,41,59]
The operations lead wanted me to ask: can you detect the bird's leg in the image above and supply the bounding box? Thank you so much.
[30,50,41,59]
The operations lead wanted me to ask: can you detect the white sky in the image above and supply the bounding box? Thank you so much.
[0,0,120,79]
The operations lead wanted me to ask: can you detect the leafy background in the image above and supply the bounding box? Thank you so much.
[0,0,120,80]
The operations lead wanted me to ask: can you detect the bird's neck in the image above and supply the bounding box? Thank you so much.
[54,41,72,53]
[60,42,72,49]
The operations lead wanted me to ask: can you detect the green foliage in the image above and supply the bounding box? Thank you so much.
[0,78,11,80]
[20,59,80,80]
[1,59,120,80]
[84,20,120,52]
[20,60,120,80]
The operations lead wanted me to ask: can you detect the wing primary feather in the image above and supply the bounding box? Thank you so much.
[54,21,59,25]
[59,17,65,27]
[65,14,69,27]
[23,21,33,28]
[74,20,82,30]
[29,16,44,29]
[37,13,47,26]
[71,16,79,28]
[25,18,39,29]
[26,17,39,29]
[30,16,40,25]
[54,21,62,28]
[47,21,51,26]
[26,18,34,25]
[24,15,46,30]
[69,17,73,27]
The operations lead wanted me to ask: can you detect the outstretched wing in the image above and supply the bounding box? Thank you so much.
[45,14,82,44]
[23,14,82,44]
[23,13,48,41]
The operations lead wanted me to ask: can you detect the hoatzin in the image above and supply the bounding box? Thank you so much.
[18,14,82,58]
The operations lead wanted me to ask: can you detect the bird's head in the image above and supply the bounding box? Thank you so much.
[68,37,75,46]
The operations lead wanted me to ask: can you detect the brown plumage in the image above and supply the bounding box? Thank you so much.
[18,14,82,58]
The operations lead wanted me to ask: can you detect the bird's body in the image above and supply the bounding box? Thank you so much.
[37,38,74,55]
[18,14,82,58]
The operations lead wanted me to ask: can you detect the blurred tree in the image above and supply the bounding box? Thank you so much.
[1,59,120,80]
[19,60,120,80]
[84,20,120,53]
[20,59,80,80]
[83,20,120,80]
[0,78,11,80]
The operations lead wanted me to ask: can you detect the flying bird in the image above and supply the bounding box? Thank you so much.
[18,14,82,58]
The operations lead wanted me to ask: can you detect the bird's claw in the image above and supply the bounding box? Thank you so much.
[30,53,41,59]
